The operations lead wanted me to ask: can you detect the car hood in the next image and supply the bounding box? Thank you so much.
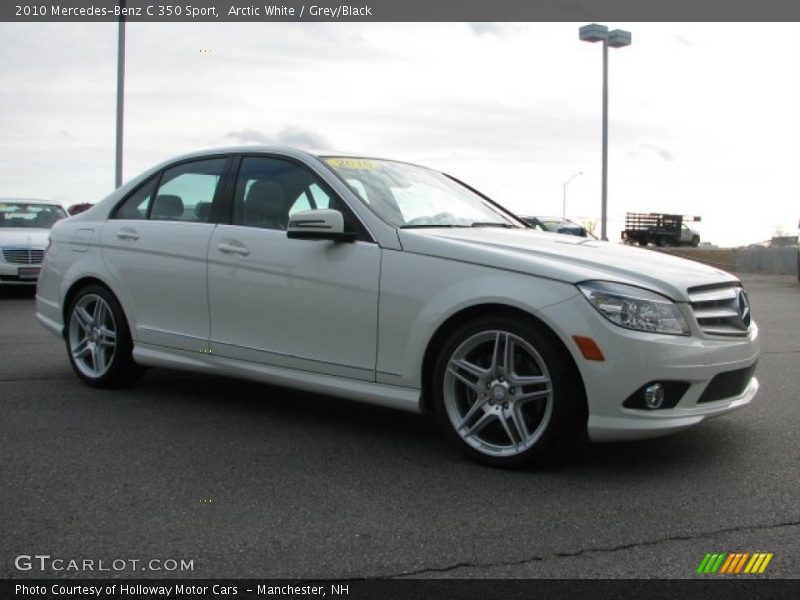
[398,228,739,302]
[0,228,50,247]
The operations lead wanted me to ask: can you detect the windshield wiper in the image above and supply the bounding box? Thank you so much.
[400,224,469,229]
[471,222,514,228]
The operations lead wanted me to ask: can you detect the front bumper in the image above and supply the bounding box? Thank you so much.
[539,294,760,442]
[0,261,42,285]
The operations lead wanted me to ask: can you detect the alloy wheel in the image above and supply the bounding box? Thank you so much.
[443,330,554,458]
[68,294,118,379]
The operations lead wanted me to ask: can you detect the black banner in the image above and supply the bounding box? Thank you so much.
[3,579,800,600]
[4,0,800,22]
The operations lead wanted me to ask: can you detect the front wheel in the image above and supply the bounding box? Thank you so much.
[691,236,700,248]
[432,316,582,467]
[66,285,142,388]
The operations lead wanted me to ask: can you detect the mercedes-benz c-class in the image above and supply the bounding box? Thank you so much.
[35,148,759,466]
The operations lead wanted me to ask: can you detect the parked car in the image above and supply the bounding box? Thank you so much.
[521,216,591,237]
[35,148,760,467]
[0,198,67,285]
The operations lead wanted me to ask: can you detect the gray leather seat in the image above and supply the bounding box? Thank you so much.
[194,202,212,222]
[151,195,184,220]
[244,181,286,229]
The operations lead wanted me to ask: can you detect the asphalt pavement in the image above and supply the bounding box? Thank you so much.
[1,275,798,579]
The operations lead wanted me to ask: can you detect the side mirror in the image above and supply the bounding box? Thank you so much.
[286,209,355,242]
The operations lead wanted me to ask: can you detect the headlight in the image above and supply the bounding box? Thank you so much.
[578,281,690,336]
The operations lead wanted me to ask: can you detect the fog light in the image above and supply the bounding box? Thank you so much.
[644,383,665,409]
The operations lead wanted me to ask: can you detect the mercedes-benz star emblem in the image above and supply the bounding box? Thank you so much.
[737,289,751,328]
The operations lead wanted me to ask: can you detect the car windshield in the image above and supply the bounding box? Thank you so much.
[322,157,521,228]
[540,220,565,231]
[0,202,67,229]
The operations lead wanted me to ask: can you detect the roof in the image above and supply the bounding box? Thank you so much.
[0,197,64,206]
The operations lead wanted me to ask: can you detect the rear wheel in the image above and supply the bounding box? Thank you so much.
[66,285,142,388]
[432,316,582,467]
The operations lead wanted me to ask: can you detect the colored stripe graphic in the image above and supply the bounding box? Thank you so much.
[704,553,725,573]
[699,552,773,574]
[719,553,736,573]
[720,553,737,574]
[759,553,774,573]
[697,553,713,573]
[712,553,726,573]
[734,553,750,573]
[744,554,760,573]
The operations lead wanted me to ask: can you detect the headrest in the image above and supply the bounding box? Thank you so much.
[194,202,212,222]
[152,195,184,219]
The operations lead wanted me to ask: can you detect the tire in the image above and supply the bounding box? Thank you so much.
[432,316,582,468]
[65,284,143,388]
[638,240,648,247]
[691,236,700,248]
[654,236,666,247]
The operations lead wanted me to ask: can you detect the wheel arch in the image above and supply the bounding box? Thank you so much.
[419,303,588,424]
[62,276,125,338]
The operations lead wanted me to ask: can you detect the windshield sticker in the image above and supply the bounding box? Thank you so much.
[326,158,381,170]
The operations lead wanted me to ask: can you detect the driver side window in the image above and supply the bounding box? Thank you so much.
[232,157,366,239]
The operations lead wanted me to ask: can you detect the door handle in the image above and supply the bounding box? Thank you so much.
[116,228,139,241]
[218,241,250,256]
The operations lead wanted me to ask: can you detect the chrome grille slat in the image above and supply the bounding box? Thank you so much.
[688,284,750,337]
[692,307,740,319]
[1,248,45,265]
[688,288,738,302]
[699,326,750,336]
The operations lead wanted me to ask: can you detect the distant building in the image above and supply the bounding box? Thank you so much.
[770,235,799,247]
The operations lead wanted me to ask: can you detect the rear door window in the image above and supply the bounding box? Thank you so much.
[113,159,227,222]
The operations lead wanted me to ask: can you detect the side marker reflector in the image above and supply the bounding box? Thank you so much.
[573,336,605,361]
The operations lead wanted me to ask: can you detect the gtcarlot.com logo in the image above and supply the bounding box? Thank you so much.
[14,554,194,573]
[697,552,773,574]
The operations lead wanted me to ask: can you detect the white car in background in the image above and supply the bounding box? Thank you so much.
[35,148,760,467]
[0,198,67,285]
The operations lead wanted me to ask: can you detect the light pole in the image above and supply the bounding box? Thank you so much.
[579,23,631,241]
[115,2,126,188]
[562,171,582,218]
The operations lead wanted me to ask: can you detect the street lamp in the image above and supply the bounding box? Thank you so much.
[579,23,632,241]
[562,171,582,218]
[115,1,126,188]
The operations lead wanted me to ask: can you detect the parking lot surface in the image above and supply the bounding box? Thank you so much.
[1,275,798,579]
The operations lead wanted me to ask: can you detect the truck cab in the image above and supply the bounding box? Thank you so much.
[680,222,701,247]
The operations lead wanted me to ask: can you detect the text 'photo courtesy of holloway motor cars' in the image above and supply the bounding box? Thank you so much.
[35,147,760,467]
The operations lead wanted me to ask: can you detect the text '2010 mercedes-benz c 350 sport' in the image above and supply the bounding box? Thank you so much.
[35,148,759,467]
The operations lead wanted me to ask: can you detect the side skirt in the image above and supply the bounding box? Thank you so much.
[132,343,422,414]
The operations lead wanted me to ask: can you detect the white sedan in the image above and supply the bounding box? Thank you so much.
[1,198,67,285]
[35,148,759,466]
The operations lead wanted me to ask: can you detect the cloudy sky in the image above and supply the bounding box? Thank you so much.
[0,22,798,246]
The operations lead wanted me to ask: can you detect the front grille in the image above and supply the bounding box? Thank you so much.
[698,362,758,403]
[1,248,44,265]
[688,284,751,336]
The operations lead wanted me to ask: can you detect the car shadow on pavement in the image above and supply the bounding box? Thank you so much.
[0,286,36,300]
[128,368,747,475]
[135,368,440,443]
